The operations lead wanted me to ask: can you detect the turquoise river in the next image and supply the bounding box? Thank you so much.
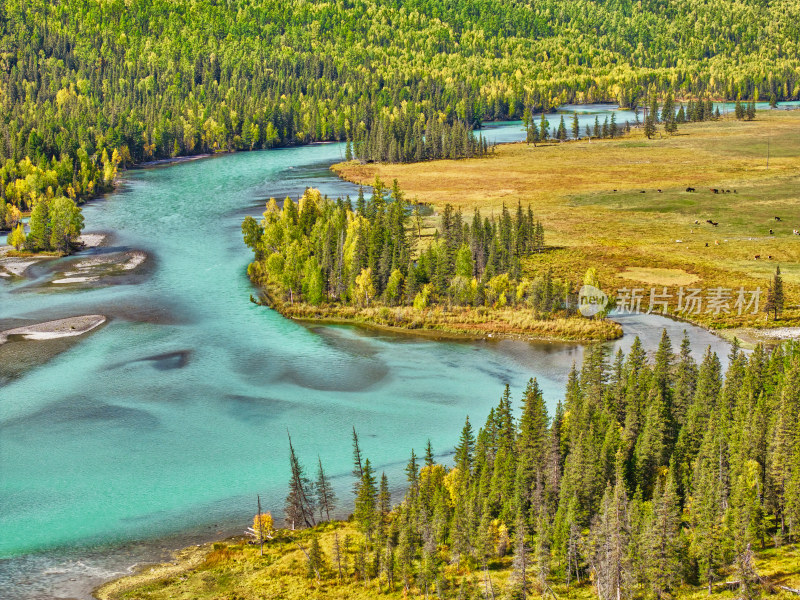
[3,104,775,599]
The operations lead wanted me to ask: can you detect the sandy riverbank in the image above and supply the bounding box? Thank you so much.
[0,315,107,344]
[0,233,108,278]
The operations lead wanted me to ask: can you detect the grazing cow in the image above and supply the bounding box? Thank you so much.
[775,216,782,221]
[695,220,700,224]
[754,255,761,260]
[686,187,696,192]
[705,242,709,247]
[793,229,800,235]
[770,229,774,235]
[733,189,737,193]
[714,240,719,245]
[769,255,773,259]
[613,189,617,192]
[658,189,663,193]
[711,188,719,194]
[640,190,646,193]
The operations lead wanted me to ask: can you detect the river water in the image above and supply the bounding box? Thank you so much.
[2,103,776,599]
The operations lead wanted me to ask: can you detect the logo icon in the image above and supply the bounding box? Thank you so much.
[578,285,609,317]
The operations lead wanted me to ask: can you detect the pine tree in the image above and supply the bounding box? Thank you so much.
[672,332,698,430]
[590,454,632,600]
[765,265,784,320]
[405,449,420,496]
[508,518,531,599]
[352,426,364,497]
[646,465,682,598]
[379,472,391,518]
[355,458,378,538]
[306,536,325,581]
[557,115,567,141]
[690,411,729,594]
[746,101,756,121]
[316,456,338,521]
[26,198,51,251]
[643,113,656,139]
[285,433,316,529]
[515,378,549,518]
[424,439,435,468]
[527,119,540,146]
[634,388,669,497]
[455,416,475,484]
[571,113,580,139]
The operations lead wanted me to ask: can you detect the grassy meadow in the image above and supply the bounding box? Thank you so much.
[97,521,800,600]
[333,111,800,337]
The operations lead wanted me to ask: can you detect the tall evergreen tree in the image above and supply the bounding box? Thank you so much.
[316,456,338,521]
[285,433,316,529]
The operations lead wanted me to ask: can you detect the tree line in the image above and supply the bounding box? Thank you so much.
[3,0,800,207]
[278,333,800,599]
[242,182,575,314]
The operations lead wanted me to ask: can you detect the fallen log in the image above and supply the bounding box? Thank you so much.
[778,585,800,596]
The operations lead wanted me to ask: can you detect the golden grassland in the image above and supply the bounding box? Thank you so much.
[268,297,623,342]
[332,111,800,334]
[96,521,800,600]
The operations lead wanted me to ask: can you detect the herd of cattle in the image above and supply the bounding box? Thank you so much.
[611,186,798,259]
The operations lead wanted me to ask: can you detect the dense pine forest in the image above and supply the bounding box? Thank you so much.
[277,335,800,600]
[242,182,570,314]
[3,0,800,217]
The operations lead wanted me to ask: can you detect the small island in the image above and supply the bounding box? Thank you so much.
[242,180,621,342]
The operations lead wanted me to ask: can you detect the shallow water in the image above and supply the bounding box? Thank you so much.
[0,105,736,599]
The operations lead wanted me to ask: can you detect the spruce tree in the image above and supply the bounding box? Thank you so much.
[672,332,698,430]
[508,518,531,599]
[424,439,435,468]
[765,265,784,320]
[379,472,391,518]
[315,456,338,521]
[557,115,567,141]
[355,458,378,538]
[285,433,316,529]
[589,454,632,600]
[646,465,682,598]
[352,426,364,497]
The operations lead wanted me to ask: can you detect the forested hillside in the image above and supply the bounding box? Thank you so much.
[2,0,800,214]
[106,335,800,600]
[283,334,800,599]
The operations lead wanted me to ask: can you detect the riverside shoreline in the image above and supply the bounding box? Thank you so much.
[268,301,624,343]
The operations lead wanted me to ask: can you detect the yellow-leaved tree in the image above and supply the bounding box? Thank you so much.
[354,267,376,307]
[8,224,26,250]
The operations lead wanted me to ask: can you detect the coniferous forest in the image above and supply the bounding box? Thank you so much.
[280,334,800,600]
[243,182,569,314]
[3,0,800,218]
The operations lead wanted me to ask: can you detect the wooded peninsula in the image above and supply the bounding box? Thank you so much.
[242,180,621,342]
